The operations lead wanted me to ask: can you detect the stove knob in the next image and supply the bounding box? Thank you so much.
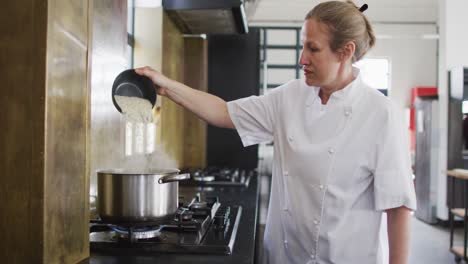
[181,211,193,222]
[214,206,231,230]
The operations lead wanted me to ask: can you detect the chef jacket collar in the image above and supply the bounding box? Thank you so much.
[309,67,361,104]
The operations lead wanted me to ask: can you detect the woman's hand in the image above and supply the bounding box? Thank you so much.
[136,66,234,129]
[135,66,171,96]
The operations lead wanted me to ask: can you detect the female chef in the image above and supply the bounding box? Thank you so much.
[136,1,416,263]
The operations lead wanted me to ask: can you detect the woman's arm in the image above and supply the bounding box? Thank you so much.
[386,206,412,264]
[135,66,235,129]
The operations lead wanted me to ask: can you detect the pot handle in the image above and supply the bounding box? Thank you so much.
[158,173,190,184]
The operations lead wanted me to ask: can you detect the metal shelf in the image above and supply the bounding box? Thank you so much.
[261,45,298,50]
[448,173,468,263]
[267,64,298,69]
[452,208,466,218]
[451,246,466,263]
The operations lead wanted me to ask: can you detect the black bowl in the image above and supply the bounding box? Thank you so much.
[111,69,157,113]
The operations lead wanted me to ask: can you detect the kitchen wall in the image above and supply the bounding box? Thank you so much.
[133,7,208,169]
[134,7,164,145]
[207,30,260,170]
[183,38,208,169]
[140,12,208,170]
[369,24,438,109]
[437,0,468,220]
[1,0,89,263]
[159,13,186,166]
[251,0,437,26]
[88,0,128,197]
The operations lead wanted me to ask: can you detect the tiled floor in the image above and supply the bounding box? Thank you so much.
[409,217,462,264]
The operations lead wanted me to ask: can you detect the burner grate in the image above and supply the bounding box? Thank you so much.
[181,167,255,187]
[89,192,243,255]
[90,205,242,255]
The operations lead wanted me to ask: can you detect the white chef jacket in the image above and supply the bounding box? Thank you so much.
[227,68,417,264]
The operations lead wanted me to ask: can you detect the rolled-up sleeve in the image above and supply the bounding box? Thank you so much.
[373,103,417,211]
[227,89,279,147]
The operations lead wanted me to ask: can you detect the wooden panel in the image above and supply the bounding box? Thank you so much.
[161,13,185,167]
[0,0,48,263]
[183,38,208,169]
[1,0,91,263]
[161,15,209,169]
[1,0,130,262]
[43,0,89,263]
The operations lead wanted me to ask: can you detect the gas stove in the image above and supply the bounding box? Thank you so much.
[181,167,255,187]
[90,194,242,255]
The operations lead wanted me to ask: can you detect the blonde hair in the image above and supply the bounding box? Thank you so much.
[305,0,376,62]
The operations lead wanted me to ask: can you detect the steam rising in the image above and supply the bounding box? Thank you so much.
[122,144,178,173]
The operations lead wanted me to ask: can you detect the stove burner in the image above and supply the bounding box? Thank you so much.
[192,171,215,182]
[182,167,255,187]
[175,209,194,222]
[190,201,208,210]
[111,225,162,240]
[90,194,242,255]
[181,211,193,221]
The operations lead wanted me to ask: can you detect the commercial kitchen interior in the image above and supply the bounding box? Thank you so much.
[2,0,468,263]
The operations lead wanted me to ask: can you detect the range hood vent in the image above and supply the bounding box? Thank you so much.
[162,0,249,34]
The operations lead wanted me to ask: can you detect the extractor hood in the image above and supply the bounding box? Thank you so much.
[162,0,249,34]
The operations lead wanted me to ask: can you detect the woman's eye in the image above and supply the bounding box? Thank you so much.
[300,44,319,52]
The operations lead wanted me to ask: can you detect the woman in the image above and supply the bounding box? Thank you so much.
[136,1,416,263]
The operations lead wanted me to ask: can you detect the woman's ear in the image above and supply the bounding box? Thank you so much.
[339,41,356,62]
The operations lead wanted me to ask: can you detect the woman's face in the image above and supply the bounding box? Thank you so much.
[299,19,342,87]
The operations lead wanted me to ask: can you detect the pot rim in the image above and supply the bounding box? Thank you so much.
[96,168,180,176]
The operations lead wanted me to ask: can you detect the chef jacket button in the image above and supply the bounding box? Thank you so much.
[344,107,352,116]
[284,240,288,248]
[311,255,316,259]
[328,148,334,154]
[319,184,324,189]
[284,170,289,176]
[314,220,319,225]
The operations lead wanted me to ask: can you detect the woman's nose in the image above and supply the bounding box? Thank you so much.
[299,51,308,66]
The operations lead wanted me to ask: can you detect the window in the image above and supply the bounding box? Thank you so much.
[258,27,302,96]
[354,57,391,96]
[462,101,468,114]
[127,0,135,68]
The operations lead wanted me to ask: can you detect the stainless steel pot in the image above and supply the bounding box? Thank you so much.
[97,169,190,223]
